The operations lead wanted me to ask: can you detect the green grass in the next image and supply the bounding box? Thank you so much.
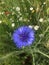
[0,0,49,65]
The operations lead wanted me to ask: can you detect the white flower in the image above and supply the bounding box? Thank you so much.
[43,2,46,5]
[16,7,20,11]
[28,25,33,29]
[39,18,43,22]
[18,12,22,16]
[17,15,20,18]
[2,12,4,14]
[12,23,15,27]
[23,18,27,22]
[1,1,5,4]
[12,12,15,15]
[34,25,39,30]
[30,7,33,11]
[39,34,44,37]
[18,12,20,14]
[0,12,4,15]
[36,7,39,12]
[19,13,22,16]
[13,7,15,9]
[10,18,13,21]
[19,17,23,21]
[28,20,30,22]
[0,20,2,24]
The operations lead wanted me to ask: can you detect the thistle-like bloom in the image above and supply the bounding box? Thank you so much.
[12,26,35,48]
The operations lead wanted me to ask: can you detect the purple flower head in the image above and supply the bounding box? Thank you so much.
[12,26,35,48]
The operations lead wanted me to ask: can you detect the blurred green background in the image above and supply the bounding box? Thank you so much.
[0,0,49,65]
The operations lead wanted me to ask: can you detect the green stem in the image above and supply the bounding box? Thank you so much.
[37,50,49,58]
[0,50,24,60]
[29,47,35,65]
[34,26,49,48]
[27,0,33,6]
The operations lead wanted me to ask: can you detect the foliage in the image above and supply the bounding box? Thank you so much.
[0,0,49,65]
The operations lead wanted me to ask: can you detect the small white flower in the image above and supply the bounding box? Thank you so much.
[17,15,20,18]
[18,12,20,14]
[18,12,22,15]
[16,7,20,11]
[13,7,15,9]
[12,12,15,15]
[23,18,27,22]
[30,7,33,11]
[12,23,15,27]
[39,34,44,37]
[39,18,43,22]
[28,20,30,22]
[2,12,4,14]
[28,25,33,29]
[43,2,46,5]
[34,25,39,30]
[10,18,13,21]
[1,1,5,4]
[10,18,14,22]
[0,20,2,24]
[12,20,14,22]
[19,17,23,21]
[0,12,4,15]
[19,13,22,16]
[36,7,39,12]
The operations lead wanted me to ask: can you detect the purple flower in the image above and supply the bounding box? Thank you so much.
[12,26,35,48]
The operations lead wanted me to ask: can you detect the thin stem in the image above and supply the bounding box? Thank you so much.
[27,0,33,6]
[37,50,49,58]
[0,50,24,60]
[34,26,49,47]
[29,47,35,65]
